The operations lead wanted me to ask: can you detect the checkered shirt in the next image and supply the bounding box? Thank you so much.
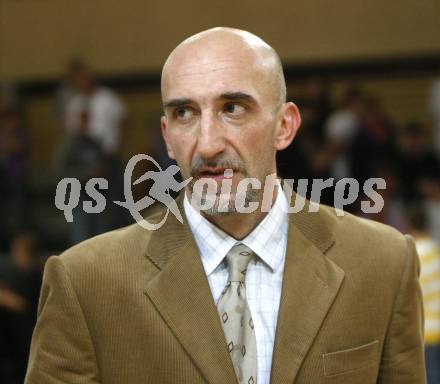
[183,191,289,384]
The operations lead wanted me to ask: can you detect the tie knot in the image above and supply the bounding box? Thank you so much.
[226,244,255,283]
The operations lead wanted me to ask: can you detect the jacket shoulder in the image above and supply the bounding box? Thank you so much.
[318,204,414,279]
[55,206,167,277]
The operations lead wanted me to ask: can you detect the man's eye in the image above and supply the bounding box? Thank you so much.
[174,107,193,120]
[224,103,246,115]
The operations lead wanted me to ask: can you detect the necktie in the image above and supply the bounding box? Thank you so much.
[217,243,257,384]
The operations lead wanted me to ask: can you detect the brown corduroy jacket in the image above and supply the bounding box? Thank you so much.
[25,197,426,383]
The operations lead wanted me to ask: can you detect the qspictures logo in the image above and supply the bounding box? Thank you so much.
[55,154,386,230]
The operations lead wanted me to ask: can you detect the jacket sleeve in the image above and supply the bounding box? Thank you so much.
[25,256,100,384]
[378,235,427,383]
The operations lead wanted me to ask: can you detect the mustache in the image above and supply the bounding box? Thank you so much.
[190,155,247,177]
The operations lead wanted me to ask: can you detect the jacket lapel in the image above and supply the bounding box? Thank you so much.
[143,193,345,384]
[143,197,238,384]
[270,200,345,384]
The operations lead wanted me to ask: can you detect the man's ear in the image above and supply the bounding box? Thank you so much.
[161,115,175,159]
[274,102,301,151]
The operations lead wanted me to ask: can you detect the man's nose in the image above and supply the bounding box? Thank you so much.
[195,111,226,159]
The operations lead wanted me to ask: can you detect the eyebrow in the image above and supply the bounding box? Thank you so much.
[219,92,257,104]
[163,92,257,109]
[163,98,193,109]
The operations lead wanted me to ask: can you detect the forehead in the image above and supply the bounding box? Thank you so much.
[162,50,272,104]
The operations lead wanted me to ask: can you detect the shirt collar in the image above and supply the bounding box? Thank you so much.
[184,189,289,276]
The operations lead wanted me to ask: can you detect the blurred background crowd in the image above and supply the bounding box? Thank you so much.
[1,0,440,382]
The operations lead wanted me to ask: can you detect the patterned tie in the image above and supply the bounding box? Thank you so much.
[217,243,257,384]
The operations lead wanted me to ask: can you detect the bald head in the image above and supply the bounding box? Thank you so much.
[160,28,301,214]
[161,27,286,110]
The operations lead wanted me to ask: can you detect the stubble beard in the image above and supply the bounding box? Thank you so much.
[188,170,266,216]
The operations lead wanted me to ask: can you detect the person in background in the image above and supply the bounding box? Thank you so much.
[55,108,108,245]
[64,62,126,156]
[351,96,397,185]
[406,204,440,384]
[277,80,333,205]
[422,181,440,246]
[59,62,129,237]
[0,108,30,247]
[361,162,406,232]
[0,232,43,383]
[394,121,440,205]
[301,77,331,143]
[324,87,365,180]
[54,59,84,130]
[429,76,440,156]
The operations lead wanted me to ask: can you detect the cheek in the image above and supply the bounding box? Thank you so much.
[168,130,192,157]
[245,119,275,152]
[235,121,276,172]
[167,131,194,172]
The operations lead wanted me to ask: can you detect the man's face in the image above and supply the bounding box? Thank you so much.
[161,45,283,211]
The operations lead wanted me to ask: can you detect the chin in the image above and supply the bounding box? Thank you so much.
[197,189,261,216]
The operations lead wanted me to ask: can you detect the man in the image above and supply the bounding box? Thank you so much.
[25,28,425,383]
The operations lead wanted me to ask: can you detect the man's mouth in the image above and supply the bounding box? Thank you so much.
[197,168,233,180]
